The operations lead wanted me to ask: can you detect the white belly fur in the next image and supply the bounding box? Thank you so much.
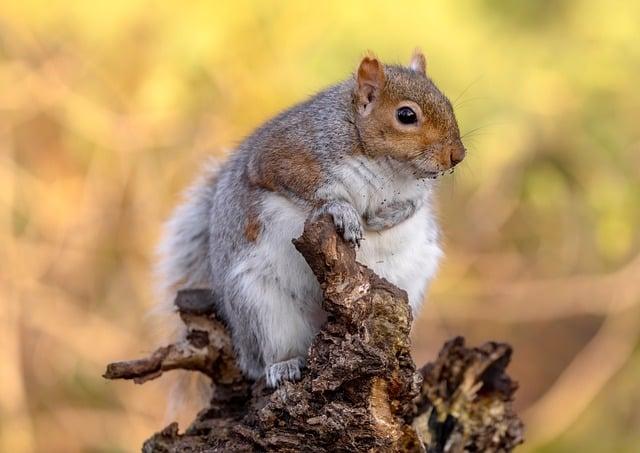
[227,194,325,365]
[358,206,442,314]
[252,192,441,319]
[322,155,443,313]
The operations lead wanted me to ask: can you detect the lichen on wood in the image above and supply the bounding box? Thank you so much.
[105,215,524,452]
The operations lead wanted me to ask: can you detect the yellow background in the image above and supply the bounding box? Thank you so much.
[1,1,639,451]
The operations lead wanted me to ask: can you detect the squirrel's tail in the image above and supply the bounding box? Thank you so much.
[152,159,220,421]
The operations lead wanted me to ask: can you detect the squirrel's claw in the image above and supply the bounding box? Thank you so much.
[340,221,364,247]
[266,356,306,388]
[314,201,364,248]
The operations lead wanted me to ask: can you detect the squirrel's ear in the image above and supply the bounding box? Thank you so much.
[409,49,427,75]
[356,56,385,116]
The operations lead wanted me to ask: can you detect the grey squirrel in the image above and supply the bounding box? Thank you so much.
[155,50,465,389]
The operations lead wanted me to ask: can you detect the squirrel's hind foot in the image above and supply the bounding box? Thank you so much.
[265,356,306,388]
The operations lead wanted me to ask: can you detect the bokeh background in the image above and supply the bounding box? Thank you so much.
[2,0,640,451]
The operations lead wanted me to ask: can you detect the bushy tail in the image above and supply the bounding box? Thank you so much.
[152,160,219,421]
[154,161,218,319]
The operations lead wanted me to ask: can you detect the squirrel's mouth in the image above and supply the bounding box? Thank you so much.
[403,156,442,180]
[410,167,443,180]
[422,171,440,179]
[416,168,455,181]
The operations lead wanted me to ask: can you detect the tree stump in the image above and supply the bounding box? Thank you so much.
[104,215,524,452]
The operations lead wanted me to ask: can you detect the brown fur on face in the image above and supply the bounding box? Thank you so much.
[353,52,465,175]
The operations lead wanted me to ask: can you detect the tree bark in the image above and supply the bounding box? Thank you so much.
[105,215,524,452]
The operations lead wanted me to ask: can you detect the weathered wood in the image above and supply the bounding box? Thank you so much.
[105,215,524,452]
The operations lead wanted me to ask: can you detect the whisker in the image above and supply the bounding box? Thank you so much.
[459,121,502,141]
[453,96,489,109]
[452,76,484,107]
[461,125,488,139]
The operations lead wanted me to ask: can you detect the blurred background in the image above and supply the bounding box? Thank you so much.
[2,0,639,451]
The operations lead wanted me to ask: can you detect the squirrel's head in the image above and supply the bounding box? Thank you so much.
[352,50,465,178]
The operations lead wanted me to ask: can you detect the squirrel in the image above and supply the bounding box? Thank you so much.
[155,50,465,390]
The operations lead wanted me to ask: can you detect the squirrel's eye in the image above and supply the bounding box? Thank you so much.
[396,106,417,125]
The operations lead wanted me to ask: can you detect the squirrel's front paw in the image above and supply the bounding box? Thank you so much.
[315,201,364,247]
[364,199,417,231]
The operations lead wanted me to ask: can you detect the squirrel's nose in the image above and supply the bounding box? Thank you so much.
[447,142,466,168]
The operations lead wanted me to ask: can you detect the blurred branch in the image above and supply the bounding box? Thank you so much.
[440,253,640,321]
[523,305,640,448]
[0,291,35,452]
